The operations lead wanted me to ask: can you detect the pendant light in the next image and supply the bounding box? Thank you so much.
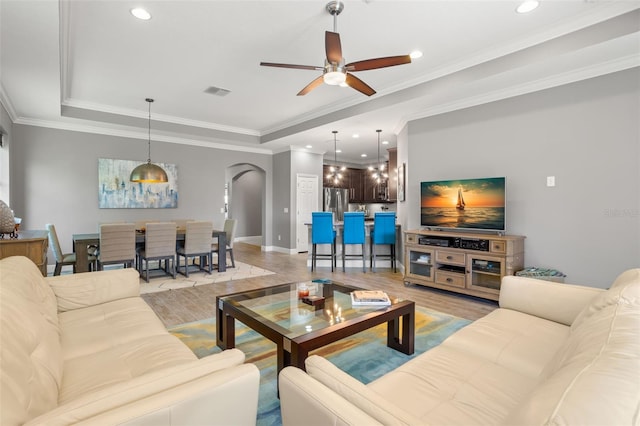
[130,98,168,183]
[369,129,388,184]
[326,130,345,184]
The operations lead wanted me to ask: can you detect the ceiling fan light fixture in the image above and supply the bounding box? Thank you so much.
[324,70,347,86]
[130,8,151,20]
[516,1,539,14]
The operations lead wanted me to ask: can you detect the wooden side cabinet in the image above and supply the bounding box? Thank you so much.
[0,230,49,276]
[404,229,525,301]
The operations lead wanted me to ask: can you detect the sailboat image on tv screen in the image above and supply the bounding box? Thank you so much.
[420,177,506,231]
[456,187,465,210]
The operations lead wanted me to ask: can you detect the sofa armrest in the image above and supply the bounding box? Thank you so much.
[303,355,421,425]
[46,269,140,312]
[279,366,383,426]
[25,349,260,426]
[499,276,603,326]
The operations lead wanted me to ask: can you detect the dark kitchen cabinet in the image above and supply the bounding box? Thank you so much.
[322,165,394,203]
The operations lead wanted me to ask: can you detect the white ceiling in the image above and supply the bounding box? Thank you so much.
[1,0,639,164]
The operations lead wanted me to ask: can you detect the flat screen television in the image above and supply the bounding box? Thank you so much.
[420,177,506,232]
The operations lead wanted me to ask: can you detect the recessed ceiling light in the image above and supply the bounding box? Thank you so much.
[336,149,342,153]
[382,140,389,145]
[352,134,359,138]
[131,8,151,20]
[361,154,367,157]
[410,50,423,59]
[516,1,539,14]
[305,145,312,149]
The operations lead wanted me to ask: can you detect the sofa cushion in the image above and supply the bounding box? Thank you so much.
[0,256,63,425]
[443,308,570,378]
[58,297,196,403]
[370,344,539,425]
[366,309,568,425]
[58,297,175,360]
[506,268,640,425]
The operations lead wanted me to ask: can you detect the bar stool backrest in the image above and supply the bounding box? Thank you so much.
[312,212,335,244]
[372,212,396,245]
[343,212,365,244]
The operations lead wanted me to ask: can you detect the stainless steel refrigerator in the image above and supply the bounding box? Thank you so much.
[323,187,349,221]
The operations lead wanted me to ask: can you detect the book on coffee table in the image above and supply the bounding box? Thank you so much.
[350,290,391,306]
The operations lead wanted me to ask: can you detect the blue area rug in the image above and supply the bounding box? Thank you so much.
[169,306,470,426]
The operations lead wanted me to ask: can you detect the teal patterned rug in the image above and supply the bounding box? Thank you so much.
[169,306,471,426]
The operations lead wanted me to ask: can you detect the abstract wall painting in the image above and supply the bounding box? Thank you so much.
[98,158,178,208]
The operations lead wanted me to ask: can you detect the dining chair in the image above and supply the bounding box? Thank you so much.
[97,223,136,270]
[370,212,397,272]
[311,212,336,272]
[212,218,237,268]
[342,212,366,272]
[46,223,97,275]
[177,221,213,277]
[137,222,177,282]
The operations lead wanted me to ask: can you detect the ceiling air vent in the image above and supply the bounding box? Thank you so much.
[204,86,231,97]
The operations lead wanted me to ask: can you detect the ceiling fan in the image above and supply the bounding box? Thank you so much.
[260,1,412,97]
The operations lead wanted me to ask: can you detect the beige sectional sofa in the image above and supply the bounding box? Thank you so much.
[280,269,640,425]
[0,256,260,426]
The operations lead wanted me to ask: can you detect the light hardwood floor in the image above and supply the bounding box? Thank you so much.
[142,242,498,328]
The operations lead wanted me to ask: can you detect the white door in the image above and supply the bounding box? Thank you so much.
[296,174,318,253]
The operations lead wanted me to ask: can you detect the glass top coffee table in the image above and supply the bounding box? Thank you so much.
[216,279,414,376]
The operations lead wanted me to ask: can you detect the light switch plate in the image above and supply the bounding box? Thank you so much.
[546,176,556,187]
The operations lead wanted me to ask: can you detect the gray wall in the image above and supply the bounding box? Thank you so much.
[0,103,11,203]
[271,149,323,251]
[404,69,640,287]
[289,149,324,250]
[272,151,291,250]
[10,125,273,261]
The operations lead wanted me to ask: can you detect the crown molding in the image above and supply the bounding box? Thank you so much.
[12,117,273,155]
[0,83,18,122]
[398,55,640,130]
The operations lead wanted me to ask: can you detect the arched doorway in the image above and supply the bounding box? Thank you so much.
[226,163,266,247]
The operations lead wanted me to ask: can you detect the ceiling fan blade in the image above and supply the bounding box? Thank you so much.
[346,55,412,72]
[260,62,323,71]
[345,74,376,96]
[325,31,342,64]
[297,75,325,96]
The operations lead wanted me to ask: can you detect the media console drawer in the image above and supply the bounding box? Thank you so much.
[435,250,465,266]
[435,270,466,288]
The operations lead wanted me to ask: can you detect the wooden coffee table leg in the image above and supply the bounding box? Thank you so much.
[216,304,235,350]
[387,309,415,355]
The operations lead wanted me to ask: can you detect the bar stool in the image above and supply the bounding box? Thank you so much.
[342,212,366,272]
[311,212,336,271]
[370,212,397,272]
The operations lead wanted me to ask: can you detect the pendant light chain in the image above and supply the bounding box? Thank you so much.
[146,98,154,163]
[129,97,168,183]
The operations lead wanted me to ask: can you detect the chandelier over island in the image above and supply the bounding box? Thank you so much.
[369,129,388,184]
[326,130,346,185]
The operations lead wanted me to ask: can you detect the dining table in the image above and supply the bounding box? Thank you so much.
[72,229,227,273]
